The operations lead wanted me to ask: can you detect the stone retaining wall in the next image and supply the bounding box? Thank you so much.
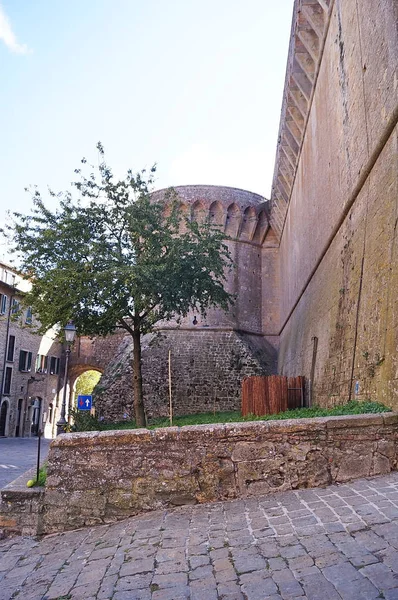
[1,413,397,537]
[0,467,45,538]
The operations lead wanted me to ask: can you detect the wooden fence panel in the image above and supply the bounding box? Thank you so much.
[242,375,304,417]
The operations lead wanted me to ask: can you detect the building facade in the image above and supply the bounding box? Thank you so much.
[0,262,64,438]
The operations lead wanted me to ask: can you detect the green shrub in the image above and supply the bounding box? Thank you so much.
[68,408,104,432]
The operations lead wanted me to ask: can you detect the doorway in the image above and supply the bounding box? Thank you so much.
[0,401,8,436]
[15,398,23,437]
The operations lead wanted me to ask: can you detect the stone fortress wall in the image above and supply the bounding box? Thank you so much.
[71,0,398,419]
[271,0,398,409]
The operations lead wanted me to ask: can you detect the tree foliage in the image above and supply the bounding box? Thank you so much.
[3,144,234,426]
[75,370,102,400]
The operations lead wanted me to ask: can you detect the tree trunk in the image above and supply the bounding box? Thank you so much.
[132,327,146,427]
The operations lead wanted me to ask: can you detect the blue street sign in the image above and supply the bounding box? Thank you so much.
[77,395,92,411]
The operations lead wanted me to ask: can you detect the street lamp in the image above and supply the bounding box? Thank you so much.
[56,322,76,436]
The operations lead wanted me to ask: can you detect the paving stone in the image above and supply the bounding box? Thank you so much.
[213,557,234,571]
[190,587,218,600]
[152,571,188,588]
[97,573,118,599]
[239,570,272,584]
[279,544,306,559]
[268,557,288,570]
[314,552,346,568]
[277,578,305,598]
[241,577,279,599]
[1,473,398,599]
[301,573,342,600]
[155,559,188,574]
[113,590,151,600]
[218,580,242,596]
[119,557,154,576]
[272,568,296,583]
[293,566,321,580]
[234,554,267,573]
[69,581,101,599]
[361,562,398,590]
[215,567,238,583]
[189,564,214,580]
[353,530,389,552]
[152,586,190,599]
[115,572,153,590]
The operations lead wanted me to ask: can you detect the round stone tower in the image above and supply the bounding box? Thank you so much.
[151,185,270,333]
[94,185,278,421]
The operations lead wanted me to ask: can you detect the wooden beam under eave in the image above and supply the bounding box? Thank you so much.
[283,128,300,156]
[279,159,294,184]
[297,28,320,63]
[277,174,292,201]
[285,119,302,148]
[316,0,331,14]
[289,88,308,118]
[291,69,312,102]
[269,195,284,222]
[301,4,325,39]
[270,201,285,232]
[273,179,289,206]
[279,150,295,174]
[287,105,304,131]
[280,145,296,170]
[295,51,315,82]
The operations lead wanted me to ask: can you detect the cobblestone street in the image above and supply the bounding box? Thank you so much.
[1,472,398,600]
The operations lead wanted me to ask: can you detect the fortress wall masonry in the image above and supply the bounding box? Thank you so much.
[275,0,398,409]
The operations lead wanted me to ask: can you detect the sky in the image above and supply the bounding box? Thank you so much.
[0,0,293,258]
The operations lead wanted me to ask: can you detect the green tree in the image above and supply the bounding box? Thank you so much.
[3,144,233,427]
[75,370,102,401]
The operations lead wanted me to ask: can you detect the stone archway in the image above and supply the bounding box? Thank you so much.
[68,366,103,418]
[0,400,9,437]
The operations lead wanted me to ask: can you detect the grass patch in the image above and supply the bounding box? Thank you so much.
[71,400,391,432]
[26,463,47,487]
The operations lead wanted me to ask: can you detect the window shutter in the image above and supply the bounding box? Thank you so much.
[27,352,32,372]
[19,351,24,371]
[7,335,15,361]
[0,294,7,314]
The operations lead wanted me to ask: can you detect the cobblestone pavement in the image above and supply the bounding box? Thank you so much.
[1,473,398,600]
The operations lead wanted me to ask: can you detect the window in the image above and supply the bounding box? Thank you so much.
[11,299,20,315]
[3,367,12,395]
[0,293,7,315]
[6,335,15,362]
[35,354,48,373]
[49,356,60,375]
[19,350,32,372]
[25,307,32,324]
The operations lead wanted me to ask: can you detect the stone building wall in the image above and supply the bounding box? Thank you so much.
[1,413,395,536]
[272,0,398,408]
[94,330,277,421]
[0,263,64,438]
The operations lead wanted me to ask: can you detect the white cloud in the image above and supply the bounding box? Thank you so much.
[0,3,29,54]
